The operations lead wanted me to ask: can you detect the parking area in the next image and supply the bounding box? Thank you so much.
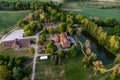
[2,29,24,41]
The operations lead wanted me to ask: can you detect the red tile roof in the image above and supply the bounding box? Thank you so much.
[38,45,46,52]
[53,32,71,48]
[3,38,31,49]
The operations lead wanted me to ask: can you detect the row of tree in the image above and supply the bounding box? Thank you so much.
[0,55,31,80]
[75,14,120,55]
[92,17,120,36]
[20,4,76,36]
[0,1,62,11]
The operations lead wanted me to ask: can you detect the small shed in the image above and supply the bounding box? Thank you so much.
[40,56,48,60]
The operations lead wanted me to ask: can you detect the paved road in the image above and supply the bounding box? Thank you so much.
[63,8,82,12]
[31,31,43,80]
[106,63,120,72]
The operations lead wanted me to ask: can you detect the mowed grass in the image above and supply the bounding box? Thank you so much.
[0,10,31,31]
[35,55,90,80]
[63,2,120,21]
[73,7,120,21]
[0,44,34,57]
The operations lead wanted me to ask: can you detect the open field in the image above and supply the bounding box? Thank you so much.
[63,2,120,21]
[35,54,105,80]
[0,10,31,32]
[0,48,33,57]
[35,55,89,80]
[73,7,120,21]
[0,44,34,57]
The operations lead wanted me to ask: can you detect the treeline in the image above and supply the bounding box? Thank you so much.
[0,1,62,11]
[0,55,31,80]
[75,14,120,55]
[91,17,120,36]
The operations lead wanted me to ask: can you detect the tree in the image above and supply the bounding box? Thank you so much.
[66,18,73,25]
[82,52,97,67]
[70,45,77,57]
[51,9,56,16]
[23,67,32,76]
[3,30,8,35]
[60,14,66,22]
[27,13,34,20]
[75,14,85,24]
[23,77,29,80]
[24,25,31,31]
[24,30,33,36]
[0,66,11,80]
[48,26,54,34]
[28,47,35,54]
[37,23,43,31]
[17,20,28,27]
[46,42,57,54]
[7,57,15,70]
[14,58,22,67]
[67,26,73,35]
[29,21,37,32]
[15,2,22,10]
[88,52,97,63]
[105,17,117,27]
[114,25,120,35]
[43,27,48,34]
[57,50,64,65]
[13,67,23,80]
[114,54,120,64]
[93,60,106,75]
[39,34,46,42]
[109,35,119,53]
[57,50,64,58]
[58,22,67,33]
[47,6,52,14]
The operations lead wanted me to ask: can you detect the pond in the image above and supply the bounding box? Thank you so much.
[80,31,115,65]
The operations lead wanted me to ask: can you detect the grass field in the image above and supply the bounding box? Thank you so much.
[0,10,31,32]
[63,2,120,21]
[35,53,105,80]
[0,44,34,57]
[35,55,89,80]
[73,7,120,21]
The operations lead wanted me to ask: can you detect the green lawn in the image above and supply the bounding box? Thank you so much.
[35,55,91,80]
[0,10,31,31]
[63,2,120,21]
[0,48,34,58]
[0,44,34,57]
[73,7,120,21]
